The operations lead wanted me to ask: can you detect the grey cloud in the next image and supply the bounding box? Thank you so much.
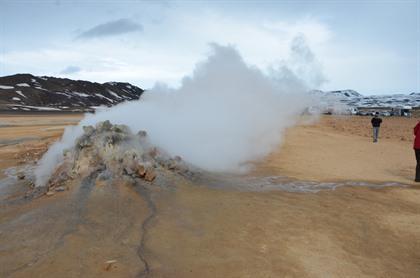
[60,65,81,74]
[76,18,143,40]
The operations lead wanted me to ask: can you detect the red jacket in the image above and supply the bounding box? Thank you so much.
[414,122,420,149]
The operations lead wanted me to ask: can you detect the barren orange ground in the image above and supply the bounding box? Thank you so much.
[1,114,419,278]
[257,116,419,184]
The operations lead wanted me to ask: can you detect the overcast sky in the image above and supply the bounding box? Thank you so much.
[0,0,419,95]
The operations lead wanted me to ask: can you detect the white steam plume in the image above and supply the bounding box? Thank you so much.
[35,40,322,186]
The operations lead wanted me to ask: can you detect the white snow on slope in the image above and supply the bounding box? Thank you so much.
[0,85,14,89]
[8,104,61,111]
[55,92,71,98]
[107,89,122,99]
[15,91,27,98]
[12,97,21,101]
[312,90,420,108]
[16,83,30,87]
[73,92,89,97]
[95,93,114,103]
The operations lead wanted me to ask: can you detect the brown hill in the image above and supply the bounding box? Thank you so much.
[0,73,144,112]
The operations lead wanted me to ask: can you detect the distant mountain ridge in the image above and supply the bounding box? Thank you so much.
[311,89,420,108]
[0,74,418,112]
[0,74,144,112]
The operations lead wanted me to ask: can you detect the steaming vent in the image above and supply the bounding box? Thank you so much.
[46,120,188,191]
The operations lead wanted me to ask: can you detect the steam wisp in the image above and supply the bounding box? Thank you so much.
[35,42,322,186]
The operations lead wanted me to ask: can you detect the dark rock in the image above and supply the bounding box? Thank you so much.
[17,172,25,180]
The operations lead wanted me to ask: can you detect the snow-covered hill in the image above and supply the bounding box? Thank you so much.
[311,89,420,108]
[0,74,144,112]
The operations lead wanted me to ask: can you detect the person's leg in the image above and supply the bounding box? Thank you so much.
[373,127,378,142]
[415,149,420,182]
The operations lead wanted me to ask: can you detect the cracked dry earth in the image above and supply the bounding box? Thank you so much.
[1,114,420,277]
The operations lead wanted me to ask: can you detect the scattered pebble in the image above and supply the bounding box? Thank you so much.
[104,259,117,271]
[54,186,66,192]
[17,172,25,180]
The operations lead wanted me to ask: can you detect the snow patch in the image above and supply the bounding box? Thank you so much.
[73,92,89,97]
[16,83,30,87]
[55,92,71,98]
[0,85,14,89]
[9,104,61,111]
[15,91,27,98]
[12,97,21,101]
[107,89,122,99]
[95,93,114,103]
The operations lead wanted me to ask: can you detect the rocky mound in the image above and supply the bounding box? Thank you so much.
[46,121,189,192]
[0,74,144,112]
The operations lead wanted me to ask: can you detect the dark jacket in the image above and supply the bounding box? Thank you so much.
[414,122,420,149]
[371,117,382,127]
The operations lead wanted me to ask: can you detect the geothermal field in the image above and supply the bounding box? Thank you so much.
[0,112,419,277]
[0,48,419,278]
[1,1,419,277]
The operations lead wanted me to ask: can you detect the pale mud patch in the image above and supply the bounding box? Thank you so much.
[285,233,366,278]
[192,172,406,193]
[0,164,37,204]
[0,137,40,147]
[378,187,420,237]
[381,211,420,237]
[387,186,420,204]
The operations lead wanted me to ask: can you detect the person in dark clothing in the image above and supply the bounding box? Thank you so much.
[413,121,420,182]
[371,112,382,143]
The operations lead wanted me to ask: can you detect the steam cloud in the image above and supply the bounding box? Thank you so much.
[35,38,324,186]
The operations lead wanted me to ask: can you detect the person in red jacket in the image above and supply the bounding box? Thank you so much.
[414,121,420,182]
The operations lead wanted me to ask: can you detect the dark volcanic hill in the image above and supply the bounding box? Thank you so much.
[0,74,144,112]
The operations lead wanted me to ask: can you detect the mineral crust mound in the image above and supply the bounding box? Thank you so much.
[47,120,188,190]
